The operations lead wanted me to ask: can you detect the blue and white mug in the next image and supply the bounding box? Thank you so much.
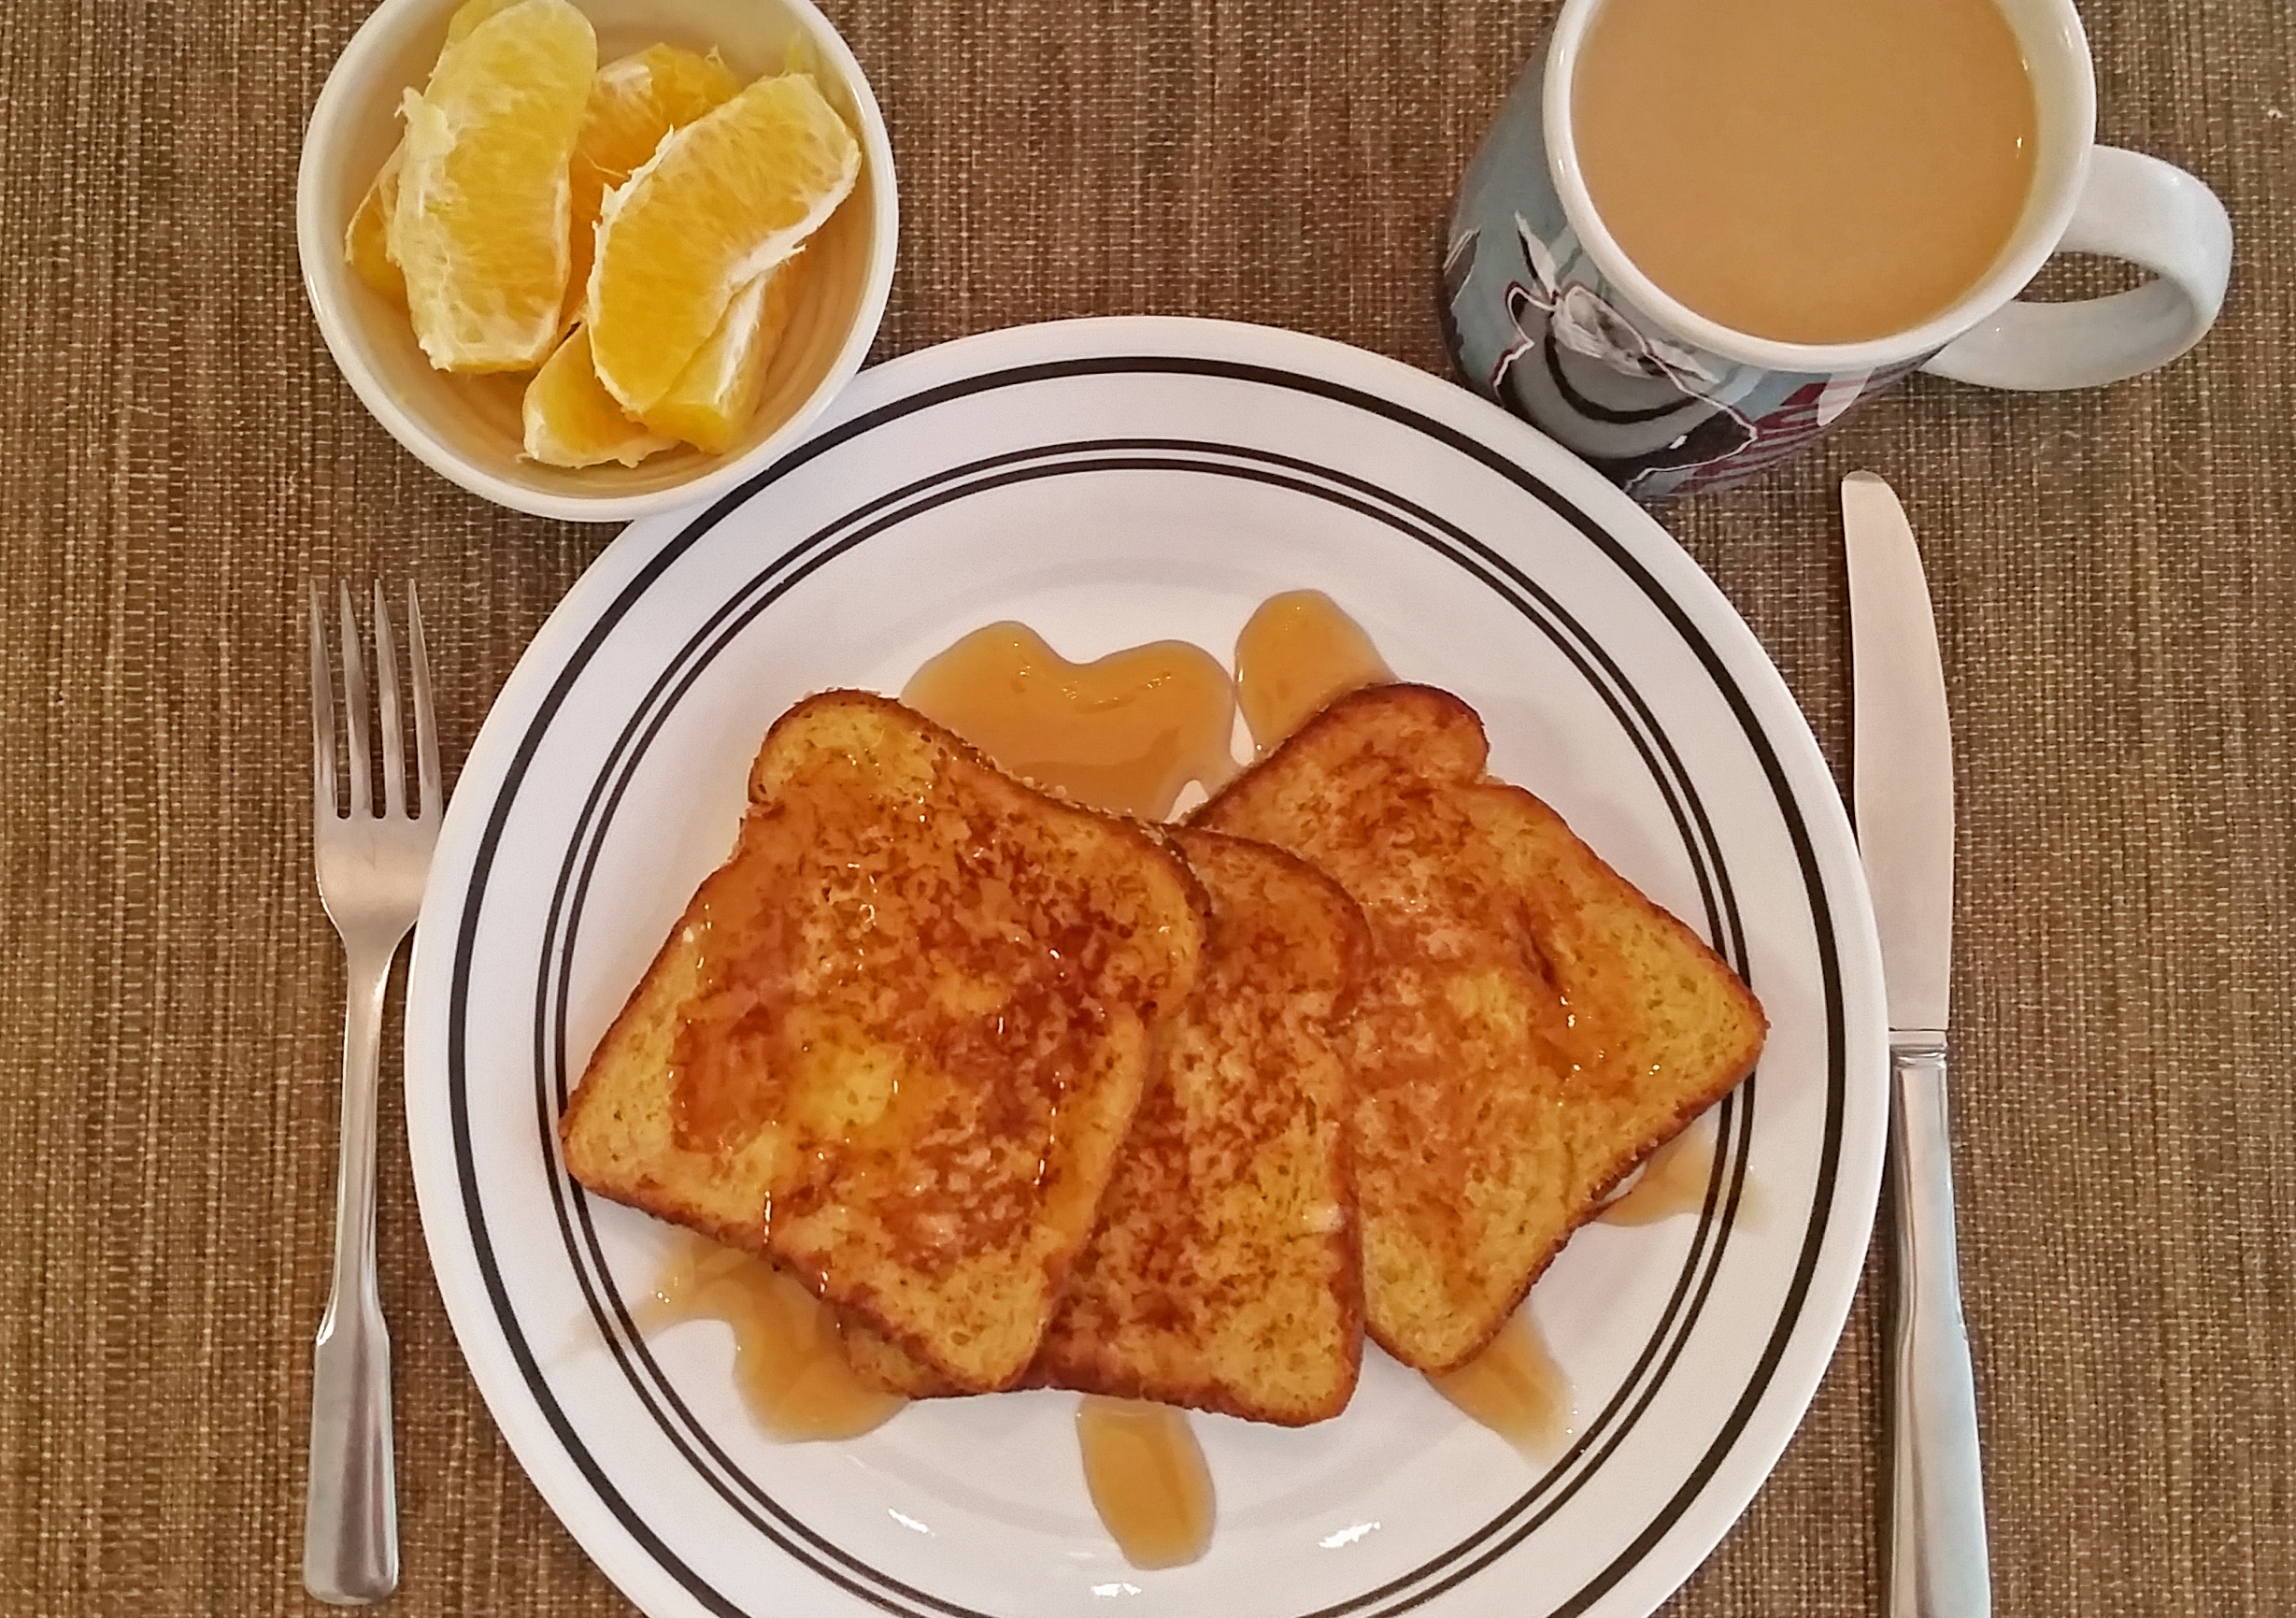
[1443,0,2232,501]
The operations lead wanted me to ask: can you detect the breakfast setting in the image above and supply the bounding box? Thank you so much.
[5,0,2288,1615]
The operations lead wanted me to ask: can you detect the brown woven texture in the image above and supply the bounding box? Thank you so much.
[1,0,2290,1611]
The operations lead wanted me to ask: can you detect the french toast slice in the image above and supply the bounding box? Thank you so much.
[841,829,1370,1424]
[560,691,1209,1393]
[1193,683,1766,1373]
[1031,828,1367,1424]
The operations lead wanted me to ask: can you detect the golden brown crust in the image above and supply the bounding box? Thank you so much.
[1026,827,1370,1425]
[1194,682,1487,823]
[560,690,1210,1392]
[839,1313,962,1396]
[1194,682,1766,1373]
[559,858,787,1256]
[836,829,1372,1425]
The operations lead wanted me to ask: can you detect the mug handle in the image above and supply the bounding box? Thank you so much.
[1920,147,2231,391]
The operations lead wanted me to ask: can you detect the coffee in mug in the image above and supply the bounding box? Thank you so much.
[1574,0,2037,345]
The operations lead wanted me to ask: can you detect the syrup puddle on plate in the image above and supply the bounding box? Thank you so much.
[637,1234,905,1441]
[902,623,1238,820]
[1597,1120,1714,1226]
[1595,1117,1762,1227]
[904,589,1394,818]
[1234,589,1394,752]
[1426,1313,1577,1461]
[1076,1396,1217,1569]
[636,1240,1216,1568]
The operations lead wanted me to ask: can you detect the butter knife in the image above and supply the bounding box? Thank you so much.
[1845,471,1991,1618]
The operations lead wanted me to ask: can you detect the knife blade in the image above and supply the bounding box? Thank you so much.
[1846,470,1954,1035]
[1844,470,1989,1618]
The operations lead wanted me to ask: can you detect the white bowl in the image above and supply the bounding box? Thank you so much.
[297,0,897,523]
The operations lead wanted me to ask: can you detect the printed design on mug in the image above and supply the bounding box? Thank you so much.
[1507,216,1723,394]
[1445,216,1912,500]
[1651,363,1919,498]
[1479,215,1761,495]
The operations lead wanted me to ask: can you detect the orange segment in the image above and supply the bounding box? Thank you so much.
[641,257,804,452]
[444,0,521,43]
[522,325,676,467]
[344,147,406,304]
[342,0,521,307]
[587,72,857,414]
[565,46,741,328]
[392,0,597,371]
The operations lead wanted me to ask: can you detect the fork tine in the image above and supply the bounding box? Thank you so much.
[337,581,372,818]
[372,581,407,819]
[308,582,337,823]
[407,583,442,820]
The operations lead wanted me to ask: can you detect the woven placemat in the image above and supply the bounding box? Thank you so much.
[1,0,2289,1612]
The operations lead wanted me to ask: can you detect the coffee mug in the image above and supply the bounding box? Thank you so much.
[1442,0,2232,501]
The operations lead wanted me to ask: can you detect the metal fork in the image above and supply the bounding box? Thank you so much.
[303,581,441,1606]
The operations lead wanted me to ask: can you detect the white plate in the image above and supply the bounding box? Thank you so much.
[404,316,1888,1618]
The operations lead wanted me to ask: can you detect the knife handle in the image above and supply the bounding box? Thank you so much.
[1888,1038,1991,1618]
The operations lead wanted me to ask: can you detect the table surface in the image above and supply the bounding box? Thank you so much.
[3,0,2290,1613]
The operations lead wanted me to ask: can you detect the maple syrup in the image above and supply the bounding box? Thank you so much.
[1598,1115,1767,1224]
[1597,1119,1717,1226]
[636,1234,906,1441]
[1427,1313,1576,1460]
[902,623,1238,819]
[1233,590,1392,752]
[1075,1396,1216,1568]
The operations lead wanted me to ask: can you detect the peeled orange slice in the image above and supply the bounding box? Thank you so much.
[392,0,596,371]
[344,148,406,303]
[342,0,518,306]
[587,73,858,414]
[563,45,741,330]
[522,324,676,467]
[444,0,521,42]
[641,257,804,451]
[581,45,738,169]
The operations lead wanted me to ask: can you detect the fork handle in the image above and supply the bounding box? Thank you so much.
[1888,1038,1990,1618]
[304,940,401,1605]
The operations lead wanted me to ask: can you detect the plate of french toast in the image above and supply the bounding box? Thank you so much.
[403,316,1889,1618]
